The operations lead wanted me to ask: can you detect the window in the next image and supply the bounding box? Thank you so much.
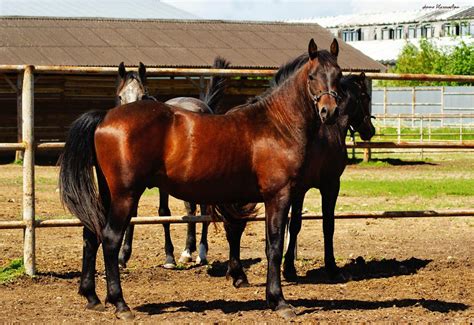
[342,29,362,42]
[382,28,394,40]
[460,22,470,36]
[420,25,432,38]
[395,26,404,39]
[408,26,416,38]
[443,23,451,36]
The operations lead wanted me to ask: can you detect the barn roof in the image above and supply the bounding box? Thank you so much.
[0,0,199,20]
[0,17,385,72]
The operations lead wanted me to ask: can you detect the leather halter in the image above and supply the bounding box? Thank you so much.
[306,80,341,105]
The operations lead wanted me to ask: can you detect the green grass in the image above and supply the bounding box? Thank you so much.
[368,127,474,142]
[0,259,25,283]
[341,179,474,198]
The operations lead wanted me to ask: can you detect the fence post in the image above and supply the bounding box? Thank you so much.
[411,87,416,127]
[383,86,387,127]
[428,114,432,142]
[440,86,445,127]
[420,116,423,143]
[22,65,35,276]
[16,73,24,162]
[397,114,401,143]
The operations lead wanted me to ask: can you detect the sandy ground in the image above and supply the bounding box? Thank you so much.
[0,161,473,322]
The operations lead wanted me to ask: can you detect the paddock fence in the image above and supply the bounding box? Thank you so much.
[1,65,474,276]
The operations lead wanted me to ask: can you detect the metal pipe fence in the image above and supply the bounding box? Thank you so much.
[1,65,474,276]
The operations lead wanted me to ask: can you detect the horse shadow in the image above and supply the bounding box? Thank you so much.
[207,258,262,277]
[297,257,431,284]
[136,297,467,315]
[37,271,82,279]
[348,158,437,166]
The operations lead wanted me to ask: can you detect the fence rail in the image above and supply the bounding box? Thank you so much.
[1,65,473,276]
[1,209,473,230]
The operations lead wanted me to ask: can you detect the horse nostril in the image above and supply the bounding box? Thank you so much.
[320,107,327,115]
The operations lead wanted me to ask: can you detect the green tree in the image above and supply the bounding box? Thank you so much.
[375,40,473,86]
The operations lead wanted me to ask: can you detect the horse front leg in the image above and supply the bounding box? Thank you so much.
[79,227,104,311]
[224,218,249,288]
[196,204,209,265]
[283,193,305,281]
[320,178,343,280]
[159,189,176,269]
[264,189,296,319]
[179,201,197,263]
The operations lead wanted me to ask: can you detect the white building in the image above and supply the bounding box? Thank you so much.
[293,6,474,64]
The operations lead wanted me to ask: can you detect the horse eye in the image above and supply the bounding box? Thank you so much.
[308,75,314,81]
[118,96,122,101]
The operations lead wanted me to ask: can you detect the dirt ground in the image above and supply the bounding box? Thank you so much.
[0,160,473,323]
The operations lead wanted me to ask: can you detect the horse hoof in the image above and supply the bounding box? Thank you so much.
[233,278,250,288]
[163,262,176,269]
[178,256,192,263]
[276,305,297,319]
[86,302,105,312]
[116,310,134,321]
[195,256,208,266]
[283,268,298,282]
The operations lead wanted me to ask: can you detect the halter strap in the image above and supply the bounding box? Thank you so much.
[306,80,341,104]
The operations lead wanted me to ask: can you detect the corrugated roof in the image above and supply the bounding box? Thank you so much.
[293,6,471,28]
[0,0,198,20]
[0,17,385,71]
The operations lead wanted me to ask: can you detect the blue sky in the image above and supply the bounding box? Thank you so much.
[162,0,472,21]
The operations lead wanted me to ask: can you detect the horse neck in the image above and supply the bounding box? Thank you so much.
[260,66,317,142]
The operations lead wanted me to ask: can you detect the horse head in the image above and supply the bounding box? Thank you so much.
[116,62,147,105]
[344,72,376,141]
[306,38,342,124]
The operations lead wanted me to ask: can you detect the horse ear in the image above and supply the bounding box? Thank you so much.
[359,71,366,80]
[308,38,318,60]
[139,62,146,82]
[330,38,339,58]
[118,62,126,79]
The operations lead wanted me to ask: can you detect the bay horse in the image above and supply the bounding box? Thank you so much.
[115,58,230,269]
[229,56,375,286]
[59,38,342,320]
[253,53,375,281]
[272,56,376,281]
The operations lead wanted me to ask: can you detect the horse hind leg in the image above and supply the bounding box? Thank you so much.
[118,224,135,269]
[224,219,249,288]
[102,194,138,320]
[179,201,197,264]
[159,190,176,269]
[79,227,104,312]
[283,195,304,282]
[196,204,209,266]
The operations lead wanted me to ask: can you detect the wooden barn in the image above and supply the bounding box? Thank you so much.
[0,17,385,161]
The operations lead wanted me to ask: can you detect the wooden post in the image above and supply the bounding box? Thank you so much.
[22,65,35,276]
[397,114,401,143]
[411,87,416,127]
[363,147,371,163]
[440,86,445,127]
[199,76,206,101]
[383,86,387,127]
[16,73,24,162]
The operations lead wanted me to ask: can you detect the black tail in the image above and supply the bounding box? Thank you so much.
[211,203,259,224]
[59,110,107,241]
[204,56,231,113]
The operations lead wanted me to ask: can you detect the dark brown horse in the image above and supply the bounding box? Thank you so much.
[270,56,375,281]
[59,39,342,320]
[228,56,375,286]
[115,58,230,269]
